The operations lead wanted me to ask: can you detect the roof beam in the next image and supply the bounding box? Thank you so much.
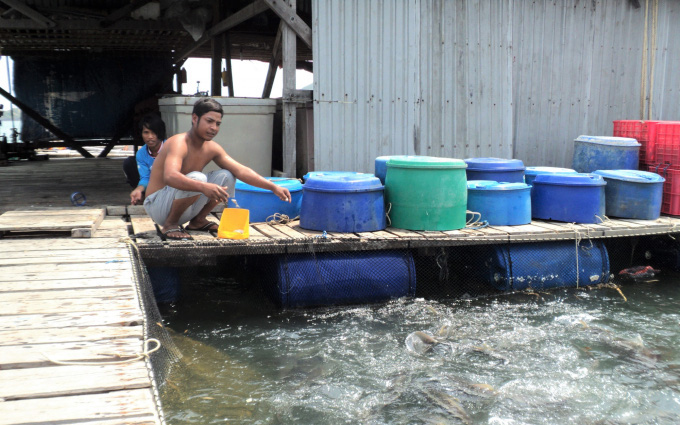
[0,17,177,31]
[0,0,55,28]
[100,0,153,28]
[262,0,311,49]
[174,0,269,63]
[262,22,283,98]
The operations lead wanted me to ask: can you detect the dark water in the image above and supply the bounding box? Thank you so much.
[159,270,680,425]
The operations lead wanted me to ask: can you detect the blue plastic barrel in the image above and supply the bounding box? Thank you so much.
[524,166,577,188]
[572,135,640,173]
[475,241,610,291]
[592,170,665,219]
[232,177,303,223]
[266,250,416,308]
[464,157,525,183]
[302,171,367,182]
[147,266,180,304]
[531,173,606,223]
[375,155,416,184]
[300,174,386,232]
[467,180,532,226]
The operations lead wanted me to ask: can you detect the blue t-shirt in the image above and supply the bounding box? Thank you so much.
[135,142,163,189]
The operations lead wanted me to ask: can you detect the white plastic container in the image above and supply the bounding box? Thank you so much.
[158,96,277,176]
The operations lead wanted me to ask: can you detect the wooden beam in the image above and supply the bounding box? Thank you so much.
[282,0,297,177]
[0,17,177,30]
[0,86,93,158]
[262,0,312,49]
[0,0,55,28]
[262,21,283,98]
[223,33,235,96]
[211,5,223,97]
[174,0,269,63]
[100,0,153,28]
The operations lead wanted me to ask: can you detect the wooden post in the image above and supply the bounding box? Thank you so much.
[262,22,283,99]
[282,0,296,177]
[210,2,223,97]
[223,32,234,97]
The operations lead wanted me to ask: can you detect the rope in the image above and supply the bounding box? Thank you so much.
[465,210,489,229]
[42,338,161,366]
[266,213,299,225]
[386,203,392,226]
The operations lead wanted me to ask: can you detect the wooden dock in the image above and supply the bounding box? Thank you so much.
[0,213,164,425]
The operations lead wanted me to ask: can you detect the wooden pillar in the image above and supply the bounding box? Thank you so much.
[210,3,223,96]
[223,32,235,97]
[282,0,297,177]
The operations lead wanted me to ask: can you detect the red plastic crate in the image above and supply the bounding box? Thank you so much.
[613,120,659,164]
[648,163,680,215]
[654,123,680,167]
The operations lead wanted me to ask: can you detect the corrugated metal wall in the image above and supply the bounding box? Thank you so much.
[312,0,680,172]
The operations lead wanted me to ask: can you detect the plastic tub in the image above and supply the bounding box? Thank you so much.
[232,177,303,223]
[524,166,577,188]
[472,241,610,291]
[592,170,664,220]
[257,250,416,308]
[467,180,531,226]
[159,96,276,176]
[572,135,640,173]
[300,174,385,232]
[464,157,525,183]
[375,155,416,184]
[302,171,367,182]
[385,156,468,230]
[531,173,606,223]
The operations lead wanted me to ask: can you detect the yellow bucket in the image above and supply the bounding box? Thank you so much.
[217,208,250,239]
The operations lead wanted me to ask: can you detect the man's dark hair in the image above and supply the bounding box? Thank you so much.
[192,98,224,119]
[139,114,166,140]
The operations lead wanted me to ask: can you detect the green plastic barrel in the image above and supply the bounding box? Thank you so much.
[385,156,468,230]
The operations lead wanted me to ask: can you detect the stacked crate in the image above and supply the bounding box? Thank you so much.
[650,123,680,215]
[612,120,658,168]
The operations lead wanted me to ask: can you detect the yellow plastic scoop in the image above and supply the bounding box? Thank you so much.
[217,207,249,239]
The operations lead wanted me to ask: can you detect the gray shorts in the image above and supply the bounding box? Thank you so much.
[143,169,235,226]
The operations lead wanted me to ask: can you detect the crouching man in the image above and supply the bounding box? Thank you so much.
[144,98,291,240]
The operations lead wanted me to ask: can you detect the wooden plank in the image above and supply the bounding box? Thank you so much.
[530,219,578,233]
[0,237,126,252]
[72,207,106,237]
[0,389,159,425]
[0,362,150,400]
[0,325,143,346]
[131,216,158,238]
[263,0,312,48]
[106,205,127,216]
[0,338,143,369]
[0,209,104,216]
[0,261,130,275]
[0,277,132,292]
[270,223,308,239]
[127,205,148,216]
[357,230,399,240]
[0,287,135,303]
[247,224,269,239]
[0,269,135,282]
[0,310,144,331]
[94,216,131,238]
[1,298,140,316]
[385,227,427,238]
[281,0,297,177]
[0,249,130,265]
[252,223,288,239]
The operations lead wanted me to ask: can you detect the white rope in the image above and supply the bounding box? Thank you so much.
[266,213,298,225]
[42,338,161,366]
[385,202,392,226]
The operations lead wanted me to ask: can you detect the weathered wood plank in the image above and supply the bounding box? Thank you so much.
[131,216,158,239]
[252,223,288,239]
[0,269,135,282]
[1,310,144,331]
[0,276,132,292]
[0,287,135,303]
[0,325,143,346]
[0,338,143,369]
[0,261,130,275]
[385,227,426,238]
[0,237,125,252]
[270,223,308,239]
[106,205,127,216]
[94,216,131,238]
[0,249,130,266]
[0,362,150,400]
[0,388,160,425]
[127,205,148,216]
[1,298,139,316]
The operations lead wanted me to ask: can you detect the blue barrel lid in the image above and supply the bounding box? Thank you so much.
[592,170,665,183]
[464,157,525,171]
[235,177,303,193]
[304,173,384,192]
[302,171,368,181]
[525,166,577,176]
[574,135,640,147]
[534,173,606,186]
[467,180,530,191]
[387,156,466,169]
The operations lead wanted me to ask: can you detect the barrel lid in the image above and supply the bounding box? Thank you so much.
[534,173,606,186]
[525,166,577,176]
[574,135,640,147]
[592,170,665,183]
[464,157,525,171]
[467,180,530,191]
[387,156,466,169]
[302,171,368,181]
[235,177,303,193]
[304,173,384,192]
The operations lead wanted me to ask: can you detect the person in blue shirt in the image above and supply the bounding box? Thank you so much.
[123,114,166,205]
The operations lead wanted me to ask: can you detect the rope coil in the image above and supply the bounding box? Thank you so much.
[43,338,161,366]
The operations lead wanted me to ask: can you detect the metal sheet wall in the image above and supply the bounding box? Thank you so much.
[312,0,680,172]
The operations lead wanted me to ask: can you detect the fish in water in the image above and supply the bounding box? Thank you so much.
[423,385,472,425]
[618,265,659,280]
[405,331,448,355]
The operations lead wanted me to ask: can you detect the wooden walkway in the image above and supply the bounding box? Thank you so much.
[0,214,163,425]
